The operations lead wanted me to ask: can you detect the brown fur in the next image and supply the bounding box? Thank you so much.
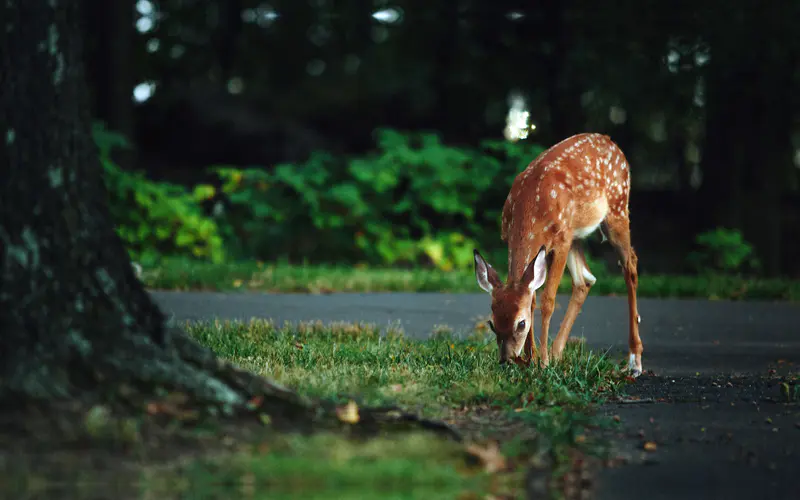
[476,133,644,374]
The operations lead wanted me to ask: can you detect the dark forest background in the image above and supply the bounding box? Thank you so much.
[82,0,800,278]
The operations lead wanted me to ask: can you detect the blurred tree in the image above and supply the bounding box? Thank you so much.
[213,0,243,83]
[83,0,135,169]
[698,0,797,276]
[0,0,306,417]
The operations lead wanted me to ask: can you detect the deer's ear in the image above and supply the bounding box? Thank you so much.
[473,249,502,293]
[523,246,548,292]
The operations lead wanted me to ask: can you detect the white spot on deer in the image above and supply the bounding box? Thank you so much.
[536,194,540,202]
[550,189,557,199]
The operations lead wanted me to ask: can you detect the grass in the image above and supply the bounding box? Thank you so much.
[139,431,504,499]
[141,258,800,301]
[131,319,629,498]
[184,319,623,416]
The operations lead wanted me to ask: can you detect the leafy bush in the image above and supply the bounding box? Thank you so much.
[210,128,546,270]
[686,228,760,275]
[94,123,225,265]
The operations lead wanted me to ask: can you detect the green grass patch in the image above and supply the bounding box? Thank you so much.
[140,431,508,499]
[142,258,800,301]
[184,319,623,415]
[138,319,629,498]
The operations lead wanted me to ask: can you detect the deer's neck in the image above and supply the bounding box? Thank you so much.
[507,220,543,285]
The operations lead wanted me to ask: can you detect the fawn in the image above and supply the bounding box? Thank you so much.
[473,133,643,377]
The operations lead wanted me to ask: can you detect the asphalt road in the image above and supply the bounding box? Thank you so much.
[151,291,800,376]
[150,291,800,500]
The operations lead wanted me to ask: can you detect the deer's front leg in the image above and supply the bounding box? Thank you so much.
[551,244,595,361]
[537,242,570,367]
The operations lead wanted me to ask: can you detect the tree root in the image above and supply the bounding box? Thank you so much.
[0,325,464,445]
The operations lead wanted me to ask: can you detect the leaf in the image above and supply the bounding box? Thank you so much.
[465,441,507,473]
[643,441,657,452]
[336,400,360,424]
[246,396,264,411]
[192,184,216,201]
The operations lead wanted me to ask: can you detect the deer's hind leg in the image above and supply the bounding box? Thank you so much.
[603,215,643,376]
[551,241,596,361]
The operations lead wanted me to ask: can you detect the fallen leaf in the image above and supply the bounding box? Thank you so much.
[233,279,243,288]
[294,342,304,350]
[575,434,587,444]
[336,400,360,424]
[643,441,657,452]
[389,384,403,392]
[144,392,197,420]
[246,395,264,410]
[465,441,507,473]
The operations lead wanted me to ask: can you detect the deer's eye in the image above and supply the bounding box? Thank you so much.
[487,320,497,334]
[516,320,526,332]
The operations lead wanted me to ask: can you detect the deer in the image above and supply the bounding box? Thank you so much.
[473,132,644,377]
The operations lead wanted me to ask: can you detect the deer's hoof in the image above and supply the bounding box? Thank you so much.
[627,353,643,378]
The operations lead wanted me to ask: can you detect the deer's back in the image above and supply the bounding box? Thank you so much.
[503,133,631,244]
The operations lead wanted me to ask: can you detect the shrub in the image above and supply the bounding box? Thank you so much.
[94,122,225,265]
[686,227,760,275]
[209,129,547,270]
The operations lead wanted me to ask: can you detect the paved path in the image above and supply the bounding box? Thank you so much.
[152,291,800,375]
[151,291,800,500]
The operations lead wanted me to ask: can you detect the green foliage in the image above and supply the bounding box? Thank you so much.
[687,228,760,275]
[141,258,800,300]
[94,123,225,265]
[211,128,546,270]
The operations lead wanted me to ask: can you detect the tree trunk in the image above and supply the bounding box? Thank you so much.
[539,0,585,143]
[82,0,135,169]
[698,2,794,276]
[0,1,462,445]
[0,0,304,412]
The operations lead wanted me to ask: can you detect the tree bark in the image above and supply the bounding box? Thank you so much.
[0,0,305,412]
[0,1,463,445]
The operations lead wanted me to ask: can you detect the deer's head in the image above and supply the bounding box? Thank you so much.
[473,246,548,364]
